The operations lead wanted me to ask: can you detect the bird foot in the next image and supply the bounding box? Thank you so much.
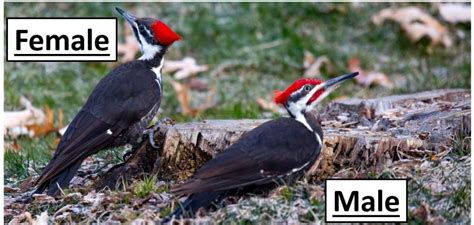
[122,144,135,161]
[143,117,175,149]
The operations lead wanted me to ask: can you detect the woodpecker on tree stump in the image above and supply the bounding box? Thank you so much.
[169,72,359,219]
[34,7,181,196]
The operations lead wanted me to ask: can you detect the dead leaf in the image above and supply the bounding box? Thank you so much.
[5,97,65,139]
[163,57,208,80]
[307,185,325,201]
[412,202,446,225]
[19,176,34,192]
[4,186,20,193]
[169,79,191,115]
[303,51,334,78]
[255,97,280,113]
[117,24,140,62]
[32,194,56,204]
[169,79,216,117]
[438,3,471,24]
[8,212,33,225]
[32,211,49,225]
[372,7,452,48]
[26,106,55,137]
[348,56,394,89]
[188,77,209,91]
[4,139,20,153]
[5,96,46,137]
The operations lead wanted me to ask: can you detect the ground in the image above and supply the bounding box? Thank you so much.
[4,2,471,224]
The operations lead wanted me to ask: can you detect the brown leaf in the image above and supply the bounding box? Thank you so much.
[32,211,49,225]
[412,202,446,225]
[191,84,217,117]
[5,97,65,138]
[438,3,471,24]
[164,57,208,80]
[303,51,334,78]
[188,77,209,91]
[32,194,56,204]
[169,79,191,115]
[4,139,20,153]
[169,79,216,117]
[19,176,34,192]
[9,212,33,224]
[5,96,45,131]
[372,7,452,48]
[255,97,280,113]
[4,186,20,193]
[307,185,325,202]
[348,56,394,89]
[26,106,62,137]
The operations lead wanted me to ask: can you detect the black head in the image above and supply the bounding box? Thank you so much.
[115,7,181,58]
[274,72,359,117]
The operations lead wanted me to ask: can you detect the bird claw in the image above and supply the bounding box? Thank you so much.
[122,149,133,161]
[143,117,174,149]
[147,129,161,149]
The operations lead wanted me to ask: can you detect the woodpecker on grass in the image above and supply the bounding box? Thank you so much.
[170,72,359,218]
[34,7,181,196]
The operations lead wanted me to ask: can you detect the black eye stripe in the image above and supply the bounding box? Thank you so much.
[134,24,156,45]
[131,26,141,45]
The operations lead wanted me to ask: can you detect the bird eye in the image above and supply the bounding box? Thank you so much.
[304,85,312,92]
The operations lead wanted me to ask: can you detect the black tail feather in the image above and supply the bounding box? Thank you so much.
[34,161,82,196]
[169,191,223,220]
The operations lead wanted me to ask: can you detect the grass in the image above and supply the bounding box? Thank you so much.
[407,156,471,224]
[450,123,471,158]
[3,2,471,223]
[133,175,157,198]
[4,134,56,185]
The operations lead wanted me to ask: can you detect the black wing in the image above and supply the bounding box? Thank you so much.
[172,118,321,195]
[36,61,161,186]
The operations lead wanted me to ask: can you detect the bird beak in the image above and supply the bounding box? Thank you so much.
[323,72,359,89]
[307,72,359,110]
[115,7,137,25]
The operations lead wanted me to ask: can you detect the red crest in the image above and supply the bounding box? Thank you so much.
[274,78,322,104]
[151,20,181,46]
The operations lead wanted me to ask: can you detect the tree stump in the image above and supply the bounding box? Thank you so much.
[95,89,470,189]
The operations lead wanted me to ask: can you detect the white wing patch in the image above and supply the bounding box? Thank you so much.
[106,129,112,135]
[291,161,310,173]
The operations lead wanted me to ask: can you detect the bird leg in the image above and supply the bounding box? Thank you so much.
[122,144,135,162]
[143,117,175,149]
[122,117,173,161]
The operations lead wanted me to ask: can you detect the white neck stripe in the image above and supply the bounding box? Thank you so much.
[151,58,164,90]
[137,31,162,61]
[315,132,322,146]
[294,112,313,132]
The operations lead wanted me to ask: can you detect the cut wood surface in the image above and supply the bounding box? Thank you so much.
[96,89,470,189]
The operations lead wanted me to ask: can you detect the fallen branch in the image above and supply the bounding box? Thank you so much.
[95,89,470,189]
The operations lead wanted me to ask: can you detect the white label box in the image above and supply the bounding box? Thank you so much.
[325,179,407,222]
[6,18,117,61]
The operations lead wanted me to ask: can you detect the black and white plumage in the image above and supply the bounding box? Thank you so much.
[34,7,181,196]
[170,72,359,218]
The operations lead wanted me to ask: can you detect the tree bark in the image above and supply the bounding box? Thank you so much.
[95,89,471,189]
